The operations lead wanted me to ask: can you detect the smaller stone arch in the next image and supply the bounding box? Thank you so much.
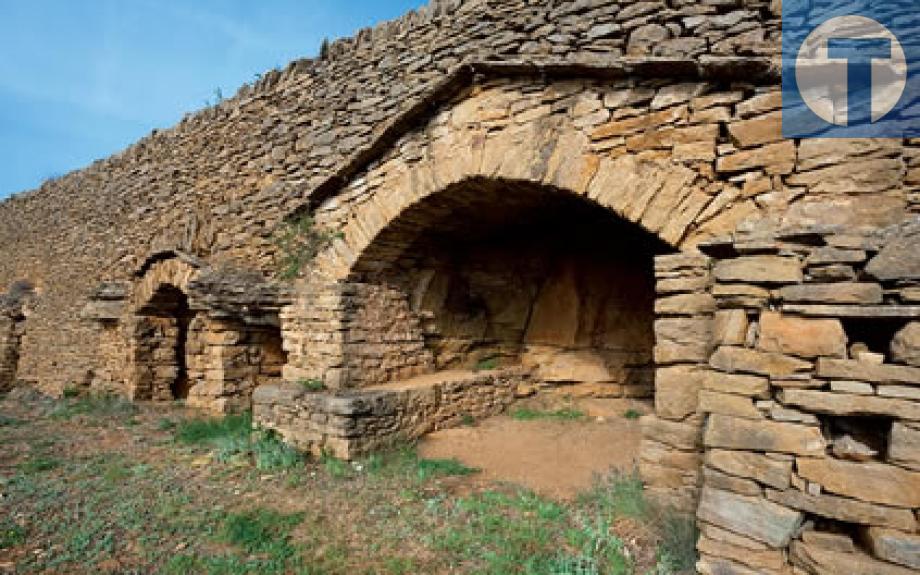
[127,253,290,411]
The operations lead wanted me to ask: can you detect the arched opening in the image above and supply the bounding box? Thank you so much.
[132,284,196,401]
[344,177,674,396]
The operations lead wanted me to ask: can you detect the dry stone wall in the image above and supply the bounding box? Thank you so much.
[688,218,920,574]
[253,367,526,458]
[0,0,783,394]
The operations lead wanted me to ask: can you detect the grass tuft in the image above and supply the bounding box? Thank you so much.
[623,409,641,420]
[51,394,138,421]
[175,412,252,444]
[0,518,26,549]
[511,407,586,421]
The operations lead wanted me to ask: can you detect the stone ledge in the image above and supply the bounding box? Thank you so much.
[781,304,920,319]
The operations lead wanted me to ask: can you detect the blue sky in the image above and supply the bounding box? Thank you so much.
[0,0,424,198]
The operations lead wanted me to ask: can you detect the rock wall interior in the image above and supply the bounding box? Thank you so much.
[367,179,671,396]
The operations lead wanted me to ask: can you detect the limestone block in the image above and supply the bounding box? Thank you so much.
[713,309,748,346]
[713,255,802,284]
[889,422,920,471]
[701,371,769,398]
[780,389,920,420]
[640,414,702,451]
[777,283,884,305]
[655,365,703,420]
[703,467,762,496]
[697,535,787,572]
[866,527,920,570]
[816,358,920,386]
[892,322,920,367]
[766,488,917,531]
[757,312,847,358]
[697,487,803,548]
[801,530,856,553]
[654,293,716,315]
[715,140,796,175]
[710,346,812,378]
[726,111,782,148]
[704,414,825,456]
[791,541,916,575]
[796,458,920,508]
[706,448,792,490]
[698,390,761,419]
[654,317,713,364]
[867,222,920,281]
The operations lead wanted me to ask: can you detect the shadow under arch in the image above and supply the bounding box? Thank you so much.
[297,176,678,392]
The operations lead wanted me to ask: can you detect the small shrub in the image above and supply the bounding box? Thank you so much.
[273,214,342,280]
[252,430,303,471]
[655,513,698,573]
[298,378,326,392]
[0,414,21,427]
[473,357,498,372]
[460,413,476,426]
[577,471,648,521]
[156,418,177,431]
[0,518,25,549]
[319,37,330,60]
[624,409,641,420]
[220,508,304,554]
[175,412,251,445]
[62,386,81,398]
[321,450,352,479]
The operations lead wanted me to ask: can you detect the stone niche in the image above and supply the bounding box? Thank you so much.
[346,179,673,396]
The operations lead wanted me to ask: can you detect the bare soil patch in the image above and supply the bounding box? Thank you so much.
[419,397,649,499]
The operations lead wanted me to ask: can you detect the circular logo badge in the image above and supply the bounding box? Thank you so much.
[795,15,907,125]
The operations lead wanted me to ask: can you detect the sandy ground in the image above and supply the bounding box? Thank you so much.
[419,397,649,499]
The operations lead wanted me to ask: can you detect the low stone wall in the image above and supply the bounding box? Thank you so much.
[693,218,920,574]
[252,368,527,458]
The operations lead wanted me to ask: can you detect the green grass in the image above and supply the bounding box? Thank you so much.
[473,357,498,372]
[576,472,648,520]
[18,456,61,474]
[511,407,586,421]
[51,394,138,421]
[0,413,21,427]
[220,508,305,554]
[178,412,302,471]
[175,412,252,444]
[623,409,641,420]
[0,518,26,549]
[297,378,326,392]
[415,458,478,481]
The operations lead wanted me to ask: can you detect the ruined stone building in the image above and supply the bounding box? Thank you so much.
[1,0,919,572]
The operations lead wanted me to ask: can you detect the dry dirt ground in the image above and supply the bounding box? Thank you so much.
[0,388,695,575]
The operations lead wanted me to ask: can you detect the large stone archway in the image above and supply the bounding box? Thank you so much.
[262,77,762,510]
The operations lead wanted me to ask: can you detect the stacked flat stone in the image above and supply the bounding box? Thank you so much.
[253,367,527,458]
[692,217,920,574]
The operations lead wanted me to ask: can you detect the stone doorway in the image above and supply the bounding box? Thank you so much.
[130,284,197,402]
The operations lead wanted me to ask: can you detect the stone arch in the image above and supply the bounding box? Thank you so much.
[129,256,202,401]
[305,86,740,284]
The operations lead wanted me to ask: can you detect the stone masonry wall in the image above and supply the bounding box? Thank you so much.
[640,252,714,513]
[253,368,526,459]
[0,0,784,394]
[690,218,920,574]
